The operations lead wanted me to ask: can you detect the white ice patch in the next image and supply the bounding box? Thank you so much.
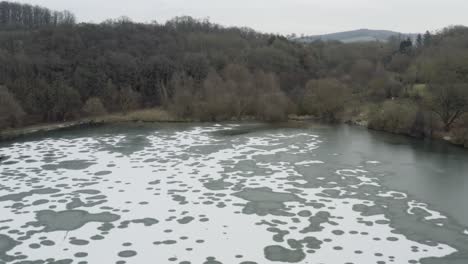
[407,200,448,221]
[295,160,324,165]
[378,191,408,200]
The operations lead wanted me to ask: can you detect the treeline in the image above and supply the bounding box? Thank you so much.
[1,2,468,146]
[0,3,310,126]
[0,1,75,28]
[170,65,291,121]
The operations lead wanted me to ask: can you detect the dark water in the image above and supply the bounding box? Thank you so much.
[0,122,467,264]
[320,125,468,225]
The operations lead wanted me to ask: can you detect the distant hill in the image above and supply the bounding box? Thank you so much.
[296,29,418,43]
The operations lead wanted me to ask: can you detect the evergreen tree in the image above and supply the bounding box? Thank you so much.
[423,31,432,47]
[416,34,423,48]
[399,37,413,54]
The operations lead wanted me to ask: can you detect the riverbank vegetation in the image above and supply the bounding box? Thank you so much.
[1,2,468,147]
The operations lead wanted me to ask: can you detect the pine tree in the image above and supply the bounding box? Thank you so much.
[416,34,423,48]
[423,31,432,47]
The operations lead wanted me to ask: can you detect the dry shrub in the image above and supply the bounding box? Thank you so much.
[83,97,107,116]
[368,100,417,134]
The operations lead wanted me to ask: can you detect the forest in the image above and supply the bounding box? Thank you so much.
[1,1,468,146]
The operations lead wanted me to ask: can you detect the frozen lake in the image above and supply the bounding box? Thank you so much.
[1,122,468,264]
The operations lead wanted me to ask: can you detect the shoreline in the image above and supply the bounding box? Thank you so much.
[0,119,103,142]
[1,109,467,149]
[345,119,468,149]
[0,109,188,142]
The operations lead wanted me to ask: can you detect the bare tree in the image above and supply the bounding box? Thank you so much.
[118,86,141,115]
[0,85,25,129]
[253,71,289,121]
[169,73,196,118]
[426,83,468,131]
[196,69,233,121]
[303,78,348,122]
[223,64,254,120]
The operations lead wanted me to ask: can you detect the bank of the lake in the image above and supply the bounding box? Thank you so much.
[345,117,468,150]
[0,109,184,142]
[1,108,467,150]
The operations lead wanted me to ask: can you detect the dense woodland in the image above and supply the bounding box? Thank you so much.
[1,2,468,146]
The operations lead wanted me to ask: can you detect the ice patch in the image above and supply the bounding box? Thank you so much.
[295,160,324,165]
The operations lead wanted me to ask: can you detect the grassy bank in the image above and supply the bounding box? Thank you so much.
[0,108,186,142]
[2,107,468,150]
[92,108,183,123]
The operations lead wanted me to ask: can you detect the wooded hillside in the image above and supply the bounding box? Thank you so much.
[1,2,468,146]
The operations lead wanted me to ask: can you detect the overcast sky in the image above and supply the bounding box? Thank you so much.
[15,0,468,35]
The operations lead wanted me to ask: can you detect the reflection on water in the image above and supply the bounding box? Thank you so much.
[0,123,468,263]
